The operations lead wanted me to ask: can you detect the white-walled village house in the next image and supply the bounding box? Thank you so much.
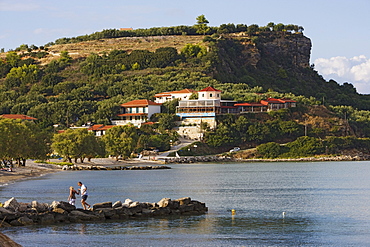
[111,99,161,127]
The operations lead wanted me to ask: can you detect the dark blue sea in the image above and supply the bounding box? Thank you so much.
[2,161,370,246]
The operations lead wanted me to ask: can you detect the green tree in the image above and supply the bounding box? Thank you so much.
[103,125,138,160]
[195,15,210,35]
[51,128,102,163]
[5,64,40,88]
[0,119,49,166]
[181,44,207,58]
[131,62,141,70]
[257,142,282,158]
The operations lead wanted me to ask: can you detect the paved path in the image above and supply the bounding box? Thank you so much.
[156,138,195,158]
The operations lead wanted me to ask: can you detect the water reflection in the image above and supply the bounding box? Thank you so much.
[3,161,370,246]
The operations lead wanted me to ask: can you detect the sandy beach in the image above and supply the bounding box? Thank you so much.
[0,161,61,187]
[0,158,165,187]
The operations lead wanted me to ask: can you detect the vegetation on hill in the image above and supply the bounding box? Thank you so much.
[0,16,370,160]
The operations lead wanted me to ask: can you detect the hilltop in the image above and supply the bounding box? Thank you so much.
[0,21,370,161]
[0,22,370,139]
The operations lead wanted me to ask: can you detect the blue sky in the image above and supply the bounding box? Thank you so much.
[1,0,370,94]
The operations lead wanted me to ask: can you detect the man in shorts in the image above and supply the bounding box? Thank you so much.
[77,181,91,210]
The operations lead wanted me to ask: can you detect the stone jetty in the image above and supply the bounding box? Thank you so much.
[164,156,234,164]
[61,165,171,171]
[0,197,208,227]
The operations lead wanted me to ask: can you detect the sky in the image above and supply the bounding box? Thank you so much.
[1,0,370,94]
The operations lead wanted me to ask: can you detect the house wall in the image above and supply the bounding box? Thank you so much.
[198,91,221,100]
[147,105,161,119]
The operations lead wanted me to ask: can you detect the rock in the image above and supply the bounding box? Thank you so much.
[4,197,20,211]
[17,202,29,212]
[62,165,69,170]
[50,201,76,212]
[1,197,207,227]
[32,201,49,212]
[17,216,34,226]
[0,232,22,246]
[157,198,171,208]
[92,202,112,210]
[128,201,140,208]
[0,207,16,215]
[98,208,118,219]
[112,201,122,208]
[68,210,94,222]
[0,207,18,221]
[53,208,67,214]
[174,197,191,206]
[39,213,55,225]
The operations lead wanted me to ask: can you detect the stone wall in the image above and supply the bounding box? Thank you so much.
[0,197,207,227]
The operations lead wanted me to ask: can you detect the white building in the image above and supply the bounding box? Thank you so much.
[154,89,196,103]
[111,99,161,127]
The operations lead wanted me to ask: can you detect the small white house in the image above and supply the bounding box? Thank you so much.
[154,89,196,103]
[111,99,161,127]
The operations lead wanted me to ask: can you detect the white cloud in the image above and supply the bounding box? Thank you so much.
[314,55,370,94]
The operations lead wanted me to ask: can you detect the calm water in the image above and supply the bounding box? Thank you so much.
[2,161,370,246]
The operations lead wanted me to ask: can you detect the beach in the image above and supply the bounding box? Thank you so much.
[0,158,165,187]
[0,161,60,187]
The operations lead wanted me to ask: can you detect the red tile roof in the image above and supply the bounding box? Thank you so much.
[234,103,265,106]
[88,124,104,131]
[120,99,161,107]
[117,113,147,117]
[198,86,222,92]
[88,124,115,131]
[171,89,196,94]
[154,89,195,97]
[0,114,37,120]
[261,98,297,104]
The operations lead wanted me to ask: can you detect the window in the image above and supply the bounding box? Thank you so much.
[210,93,213,97]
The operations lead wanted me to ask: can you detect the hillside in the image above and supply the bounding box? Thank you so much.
[0,25,370,138]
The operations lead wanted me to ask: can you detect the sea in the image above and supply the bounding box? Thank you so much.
[1,161,370,246]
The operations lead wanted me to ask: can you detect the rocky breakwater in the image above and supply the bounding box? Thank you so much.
[62,165,171,171]
[164,156,234,164]
[0,197,208,227]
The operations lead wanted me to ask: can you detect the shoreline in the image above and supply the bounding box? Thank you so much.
[1,155,368,187]
[0,158,164,187]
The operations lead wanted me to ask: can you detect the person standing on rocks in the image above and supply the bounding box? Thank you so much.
[77,181,91,210]
[68,186,79,206]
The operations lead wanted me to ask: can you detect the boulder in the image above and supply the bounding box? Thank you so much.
[112,201,122,208]
[128,201,140,208]
[53,208,67,214]
[123,198,133,206]
[17,202,29,212]
[39,213,55,225]
[114,206,134,216]
[17,216,34,226]
[50,201,76,212]
[4,197,20,211]
[157,198,171,208]
[0,207,18,221]
[92,202,112,210]
[32,201,49,212]
[98,208,118,219]
[174,197,191,206]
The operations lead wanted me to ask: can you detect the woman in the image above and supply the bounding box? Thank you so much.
[68,186,79,206]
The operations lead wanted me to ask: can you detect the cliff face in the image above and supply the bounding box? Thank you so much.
[257,32,312,68]
[213,32,318,94]
[223,31,312,69]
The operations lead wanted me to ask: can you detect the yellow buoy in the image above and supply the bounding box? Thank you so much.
[231,209,236,215]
